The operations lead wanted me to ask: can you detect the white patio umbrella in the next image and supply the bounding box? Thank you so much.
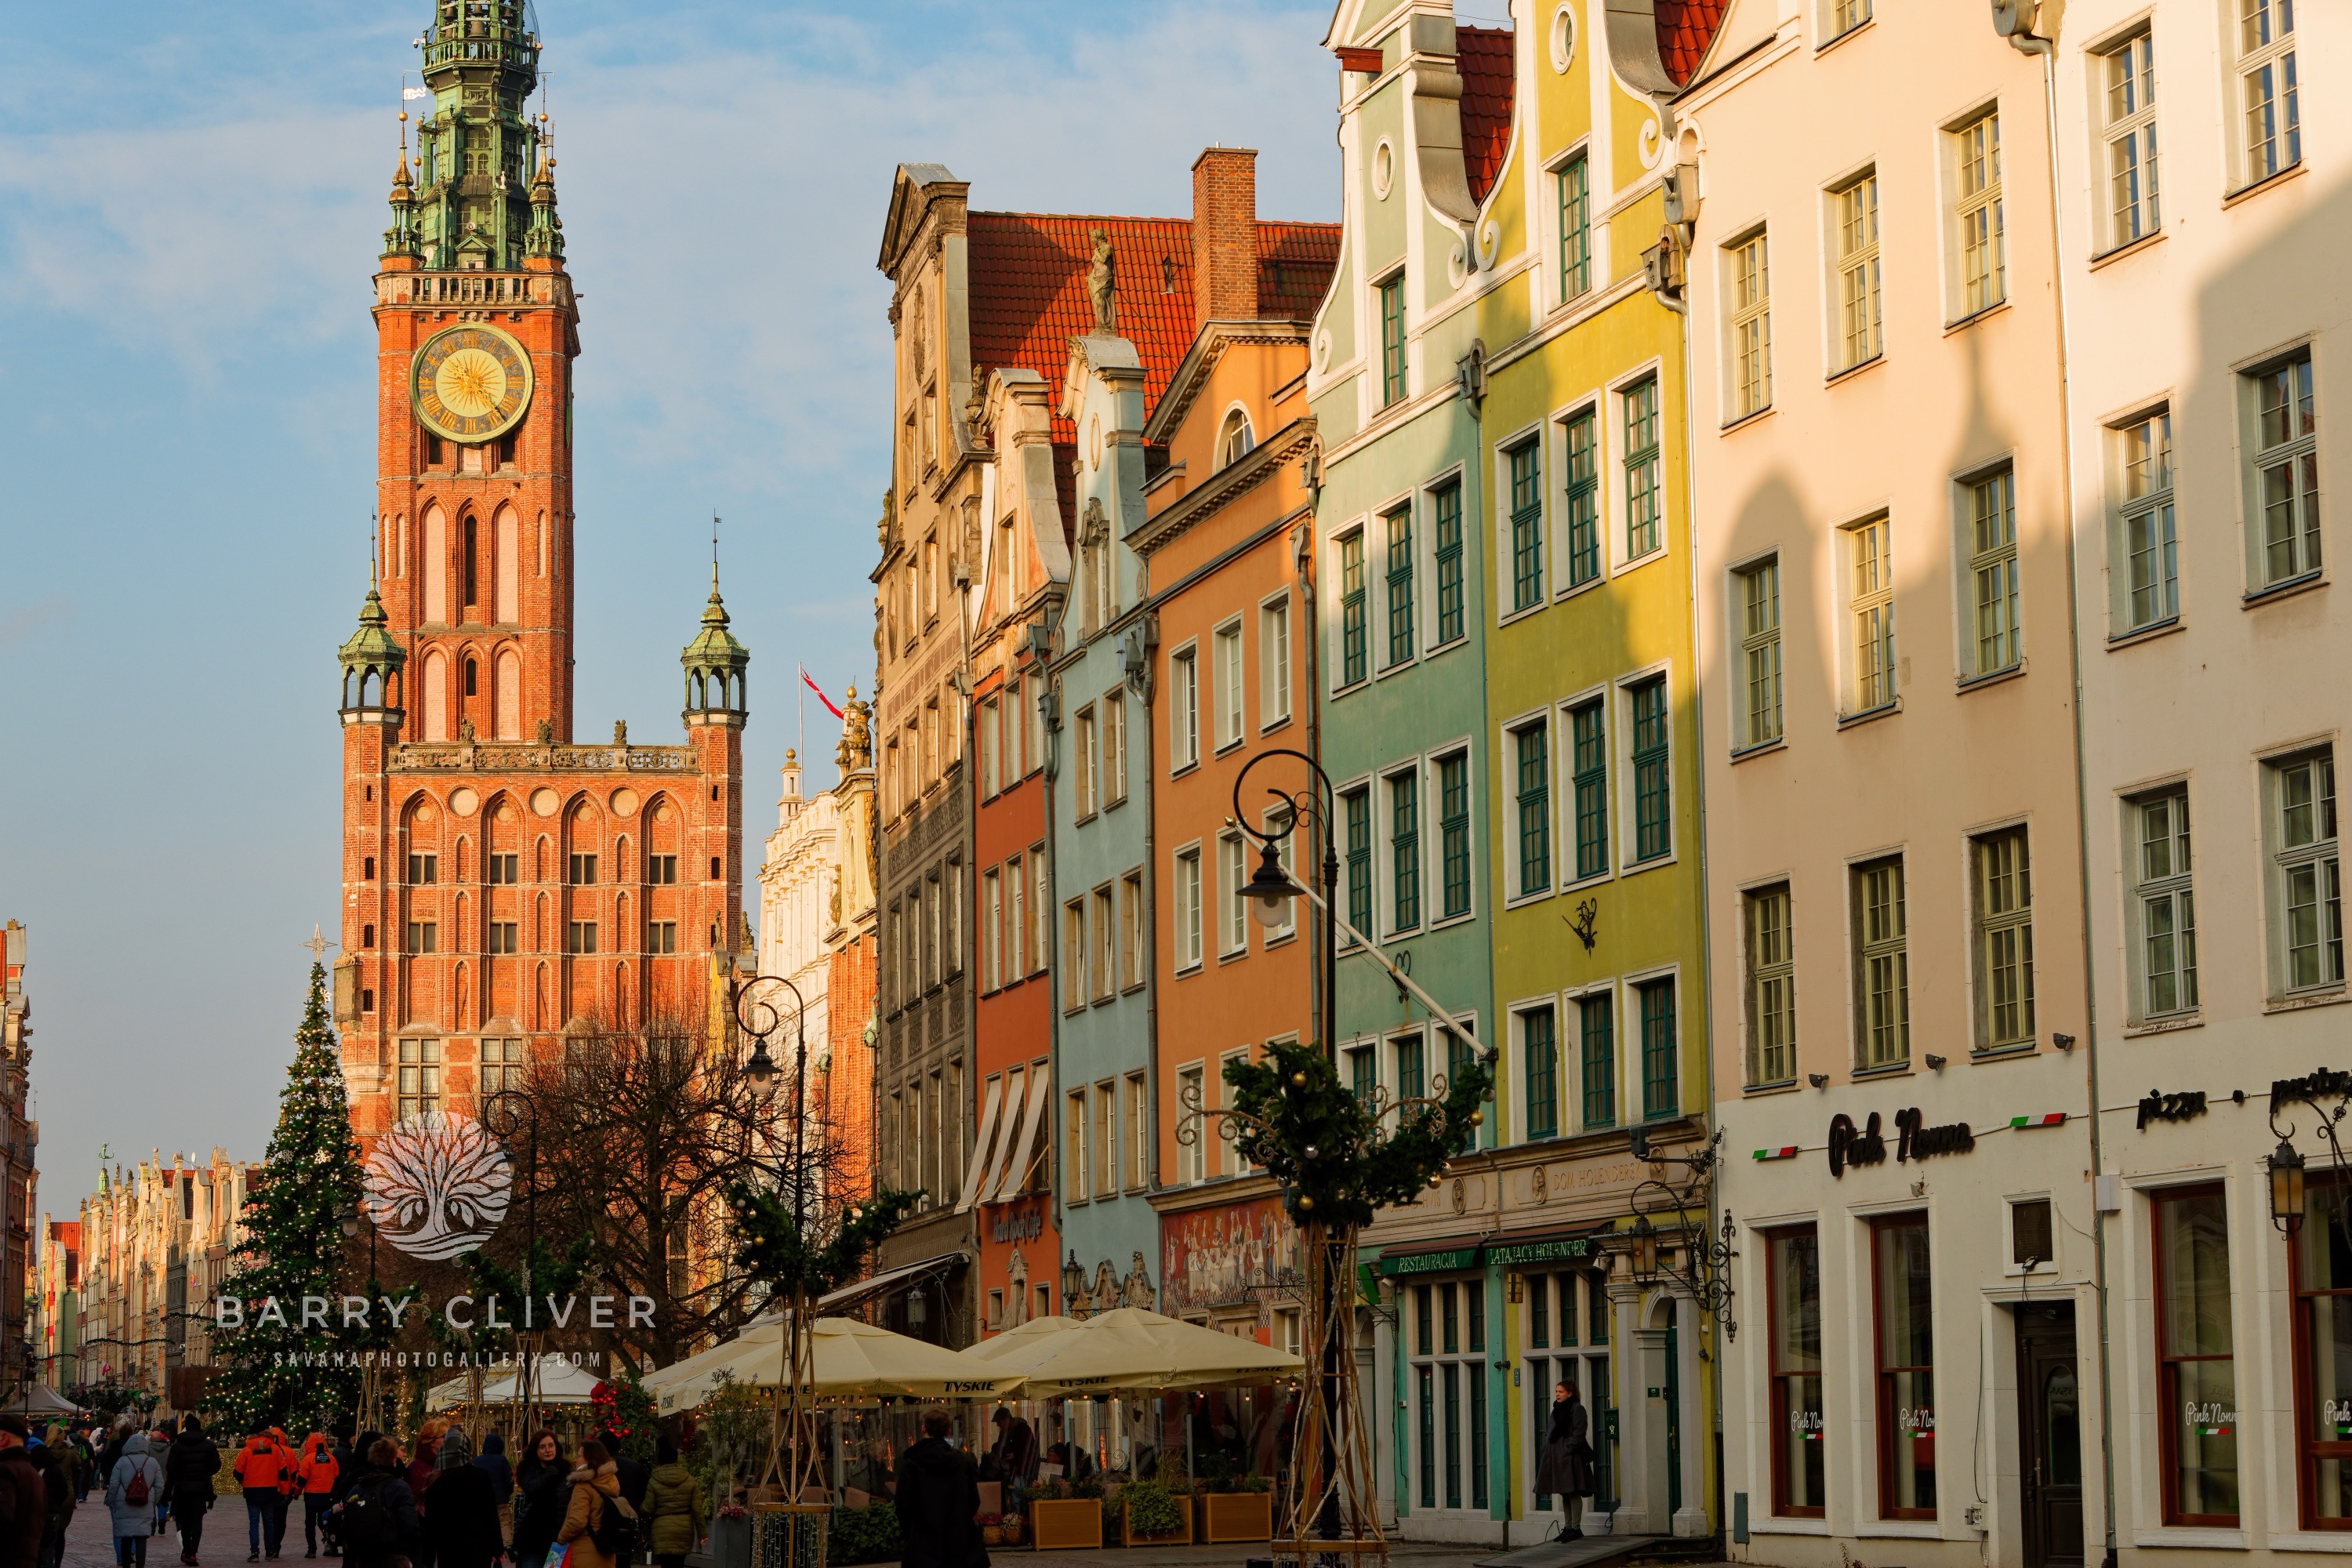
[644,1317,1024,1414]
[989,1307,1303,1396]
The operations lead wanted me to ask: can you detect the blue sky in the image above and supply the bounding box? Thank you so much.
[0,0,1342,1219]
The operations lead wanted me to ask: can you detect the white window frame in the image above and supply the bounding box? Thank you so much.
[1723,227,1772,422]
[1173,843,1204,973]
[1828,167,1882,372]
[1102,689,1128,804]
[1092,1079,1117,1198]
[2232,0,2300,191]
[1029,848,1051,976]
[1744,880,1797,1086]
[1176,1062,1207,1185]
[1382,758,1427,938]
[1120,869,1147,993]
[2094,27,2159,252]
[1005,854,1025,978]
[2109,405,2178,635]
[1730,553,1783,750]
[2240,348,2321,593]
[1955,461,2023,681]
[1214,617,1247,751]
[1821,0,1871,45]
[1332,521,1370,692]
[1073,702,1098,818]
[2263,744,2342,1000]
[1091,884,1116,1002]
[1840,512,1897,717]
[1219,830,1250,958]
[1261,591,1293,729]
[1123,1069,1149,1191]
[2122,783,2198,1025]
[1062,898,1087,1014]
[1065,1088,1090,1202]
[1169,642,1201,771]
[1946,106,2006,323]
[1969,822,2038,1054]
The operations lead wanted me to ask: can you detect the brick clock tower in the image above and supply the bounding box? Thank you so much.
[332,1,746,1142]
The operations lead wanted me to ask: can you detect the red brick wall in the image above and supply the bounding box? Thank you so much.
[1191,147,1259,325]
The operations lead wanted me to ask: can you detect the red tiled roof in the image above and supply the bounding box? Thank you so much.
[1457,26,1515,207]
[1657,0,1727,85]
[965,212,1341,454]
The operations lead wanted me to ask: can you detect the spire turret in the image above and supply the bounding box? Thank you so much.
[524,123,564,260]
[338,579,406,715]
[383,114,421,260]
[681,564,750,725]
[411,0,545,270]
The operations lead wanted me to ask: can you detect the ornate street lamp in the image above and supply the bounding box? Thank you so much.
[2270,1138,2307,1234]
[1240,840,1308,929]
[1628,1215,1660,1284]
[1061,1253,1087,1319]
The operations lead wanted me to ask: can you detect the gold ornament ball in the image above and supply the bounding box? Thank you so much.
[1297,1194,1315,1211]
[1468,1109,1484,1127]
[1291,1070,1308,1088]
[1428,1172,1443,1189]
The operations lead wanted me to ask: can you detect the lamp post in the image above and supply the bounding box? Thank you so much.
[727,968,811,1518]
[2270,1138,2308,1234]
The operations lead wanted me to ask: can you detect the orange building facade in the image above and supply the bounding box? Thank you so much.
[332,9,744,1140]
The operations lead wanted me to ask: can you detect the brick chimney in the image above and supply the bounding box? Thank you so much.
[1191,146,1258,327]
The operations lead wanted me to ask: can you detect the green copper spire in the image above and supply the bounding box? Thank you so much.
[412,0,546,270]
[383,122,421,260]
[681,561,750,720]
[338,577,406,713]
[523,140,564,260]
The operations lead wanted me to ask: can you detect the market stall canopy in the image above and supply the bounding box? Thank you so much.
[9,1383,79,1416]
[644,1316,1025,1414]
[424,1356,606,1413]
[960,1315,1083,1369]
[990,1307,1302,1396]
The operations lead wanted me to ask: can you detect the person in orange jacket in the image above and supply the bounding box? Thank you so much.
[296,1432,338,1561]
[232,1428,296,1563]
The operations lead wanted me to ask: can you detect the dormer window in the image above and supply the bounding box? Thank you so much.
[1217,410,1255,470]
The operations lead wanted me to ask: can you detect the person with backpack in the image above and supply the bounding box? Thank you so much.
[419,1432,498,1568]
[506,1435,563,1568]
[296,1431,337,1559]
[234,1426,294,1563]
[639,1438,701,1568]
[36,1424,76,1568]
[552,1441,630,1568]
[164,1416,222,1566]
[332,1441,415,1568]
[107,1432,165,1568]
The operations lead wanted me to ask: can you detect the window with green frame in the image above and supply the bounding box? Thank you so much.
[1349,1044,1377,1107]
[1339,531,1367,686]
[1344,786,1372,944]
[1523,1004,1559,1140]
[1623,377,1662,558]
[1446,1028,1476,1152]
[1578,990,1615,1127]
[1638,977,1678,1119]
[1380,273,1406,406]
[1432,481,1465,644]
[1390,768,1421,931]
[1385,506,1416,667]
[1515,722,1551,896]
[1508,439,1544,612]
[1414,1287,1436,1505]
[1439,751,1472,920]
[1571,702,1610,880]
[1395,1031,1425,1100]
[1565,409,1599,588]
[1558,155,1591,301]
[1631,677,1671,862]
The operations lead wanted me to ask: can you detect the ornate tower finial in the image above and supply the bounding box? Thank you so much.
[681,556,750,725]
[524,111,564,260]
[383,110,422,259]
[338,577,406,714]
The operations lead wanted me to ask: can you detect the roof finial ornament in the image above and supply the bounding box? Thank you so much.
[1087,228,1116,335]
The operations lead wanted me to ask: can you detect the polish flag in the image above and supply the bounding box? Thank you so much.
[800,667,844,719]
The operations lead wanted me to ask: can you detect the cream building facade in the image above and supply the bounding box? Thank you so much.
[2053,0,2351,1556]
[75,1150,258,1409]
[1682,5,2099,1567]
[757,752,837,1074]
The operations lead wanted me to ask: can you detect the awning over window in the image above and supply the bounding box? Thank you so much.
[986,1068,1053,1205]
[952,1076,1006,1215]
[814,1251,967,1314]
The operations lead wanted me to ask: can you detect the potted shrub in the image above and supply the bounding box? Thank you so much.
[1200,1471,1273,1544]
[979,1513,1004,1548]
[1118,1480,1192,1548]
[1029,1478,1103,1551]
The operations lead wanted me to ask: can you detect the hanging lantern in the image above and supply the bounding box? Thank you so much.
[2270,1138,2307,1234]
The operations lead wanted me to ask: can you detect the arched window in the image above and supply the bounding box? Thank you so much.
[1217,409,1254,470]
[423,649,450,740]
[495,648,522,739]
[423,508,448,623]
[495,507,521,622]
[464,657,479,698]
[463,515,480,611]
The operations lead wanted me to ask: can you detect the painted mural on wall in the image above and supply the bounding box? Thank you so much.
[1160,1199,1293,1321]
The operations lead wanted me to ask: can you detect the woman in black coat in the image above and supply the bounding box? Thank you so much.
[1534,1381,1595,1539]
[894,1410,985,1568]
[507,1433,568,1568]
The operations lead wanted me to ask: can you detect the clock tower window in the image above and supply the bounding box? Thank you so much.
[423,431,445,468]
[463,515,480,610]
[464,658,479,698]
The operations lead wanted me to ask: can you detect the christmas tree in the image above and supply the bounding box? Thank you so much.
[205,964,371,1432]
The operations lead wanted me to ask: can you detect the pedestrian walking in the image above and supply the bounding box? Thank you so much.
[419,1432,498,1568]
[468,1436,510,1555]
[233,1425,296,1562]
[551,1442,629,1568]
[505,1435,563,1568]
[297,1431,338,1559]
[640,1438,701,1568]
[895,1409,985,1568]
[1533,1380,1595,1540]
[330,1442,415,1568]
[165,1416,222,1566]
[36,1424,77,1568]
[593,1432,645,1561]
[401,1428,441,1568]
[72,1432,96,1504]
[0,1415,51,1568]
[107,1432,165,1568]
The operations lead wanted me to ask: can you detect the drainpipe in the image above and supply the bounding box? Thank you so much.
[2037,43,2122,1568]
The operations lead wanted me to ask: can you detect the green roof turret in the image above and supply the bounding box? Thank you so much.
[681,564,750,722]
[338,582,406,713]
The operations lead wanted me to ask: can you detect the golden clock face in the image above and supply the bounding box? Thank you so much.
[411,325,533,443]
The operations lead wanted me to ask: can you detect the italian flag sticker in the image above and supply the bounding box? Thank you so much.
[1754,1146,1800,1162]
[2010,1112,2069,1129]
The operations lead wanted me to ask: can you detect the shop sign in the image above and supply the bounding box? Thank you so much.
[991,1200,1044,1244]
[1376,1246,1480,1277]
[2274,1068,2352,1108]
[1830,1109,1976,1178]
[2136,1089,2209,1131]
[1486,1236,1594,1268]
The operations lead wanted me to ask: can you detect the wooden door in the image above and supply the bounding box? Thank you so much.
[2016,1303,2085,1568]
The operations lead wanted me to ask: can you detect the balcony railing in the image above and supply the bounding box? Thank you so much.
[377,272,562,310]
[390,742,700,774]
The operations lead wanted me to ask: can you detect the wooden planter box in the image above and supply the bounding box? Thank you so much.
[1029,1497,1105,1552]
[1120,1499,1192,1548]
[1200,1491,1273,1543]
